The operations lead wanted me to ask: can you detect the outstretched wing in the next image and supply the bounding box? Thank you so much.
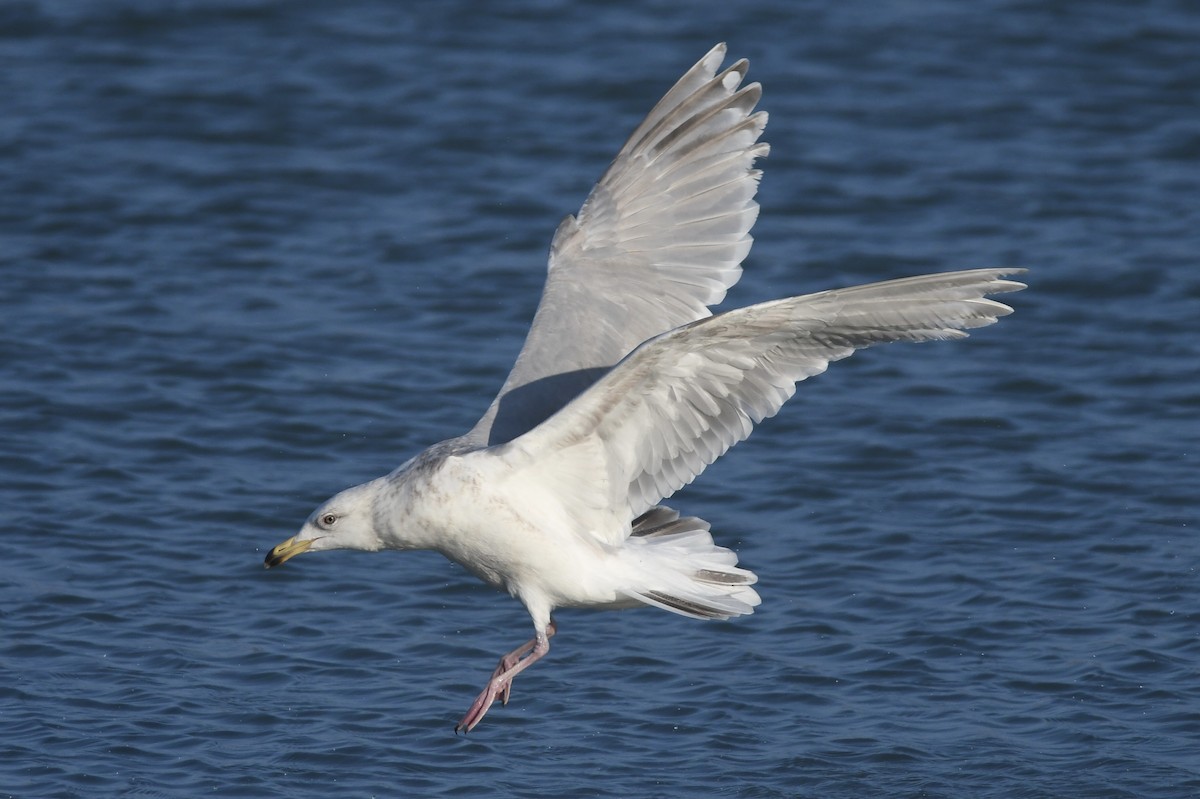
[468,44,769,446]
[500,269,1027,542]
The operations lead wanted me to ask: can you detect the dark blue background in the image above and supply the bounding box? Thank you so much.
[2,1,1197,797]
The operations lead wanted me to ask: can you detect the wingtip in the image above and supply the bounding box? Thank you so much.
[988,268,1029,295]
[696,43,728,75]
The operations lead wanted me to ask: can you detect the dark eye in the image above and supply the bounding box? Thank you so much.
[320,513,338,527]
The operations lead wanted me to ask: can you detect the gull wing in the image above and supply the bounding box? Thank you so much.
[499,269,1027,542]
[468,44,769,446]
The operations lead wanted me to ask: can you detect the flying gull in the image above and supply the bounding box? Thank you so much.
[264,43,1025,733]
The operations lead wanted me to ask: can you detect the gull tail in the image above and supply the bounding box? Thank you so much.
[619,507,761,620]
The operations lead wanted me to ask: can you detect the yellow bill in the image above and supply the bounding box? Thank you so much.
[263,536,312,569]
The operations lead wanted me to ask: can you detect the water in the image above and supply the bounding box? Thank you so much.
[2,1,1198,796]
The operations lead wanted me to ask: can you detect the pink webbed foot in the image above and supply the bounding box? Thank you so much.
[455,621,556,734]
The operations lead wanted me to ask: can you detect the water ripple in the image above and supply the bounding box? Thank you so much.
[4,2,1200,798]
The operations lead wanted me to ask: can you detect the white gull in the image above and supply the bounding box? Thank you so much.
[264,43,1025,733]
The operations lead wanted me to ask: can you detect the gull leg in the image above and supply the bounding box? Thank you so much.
[493,641,533,707]
[493,620,556,705]
[455,621,556,733]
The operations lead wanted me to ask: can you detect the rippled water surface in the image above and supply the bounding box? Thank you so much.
[3,1,1198,797]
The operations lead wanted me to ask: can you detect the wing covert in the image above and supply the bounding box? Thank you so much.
[501,269,1027,535]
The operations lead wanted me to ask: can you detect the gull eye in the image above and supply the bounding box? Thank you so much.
[320,513,338,528]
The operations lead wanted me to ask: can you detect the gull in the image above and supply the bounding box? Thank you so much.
[264,43,1025,733]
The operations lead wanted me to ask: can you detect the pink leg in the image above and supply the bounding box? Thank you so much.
[455,621,556,733]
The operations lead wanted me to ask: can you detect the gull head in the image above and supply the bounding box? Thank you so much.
[264,480,384,568]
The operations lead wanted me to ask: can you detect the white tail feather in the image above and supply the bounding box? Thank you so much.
[619,507,760,620]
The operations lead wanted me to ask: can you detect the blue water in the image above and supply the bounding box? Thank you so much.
[3,1,1198,796]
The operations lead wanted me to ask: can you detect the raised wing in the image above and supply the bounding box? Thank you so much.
[500,269,1026,541]
[468,44,769,446]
